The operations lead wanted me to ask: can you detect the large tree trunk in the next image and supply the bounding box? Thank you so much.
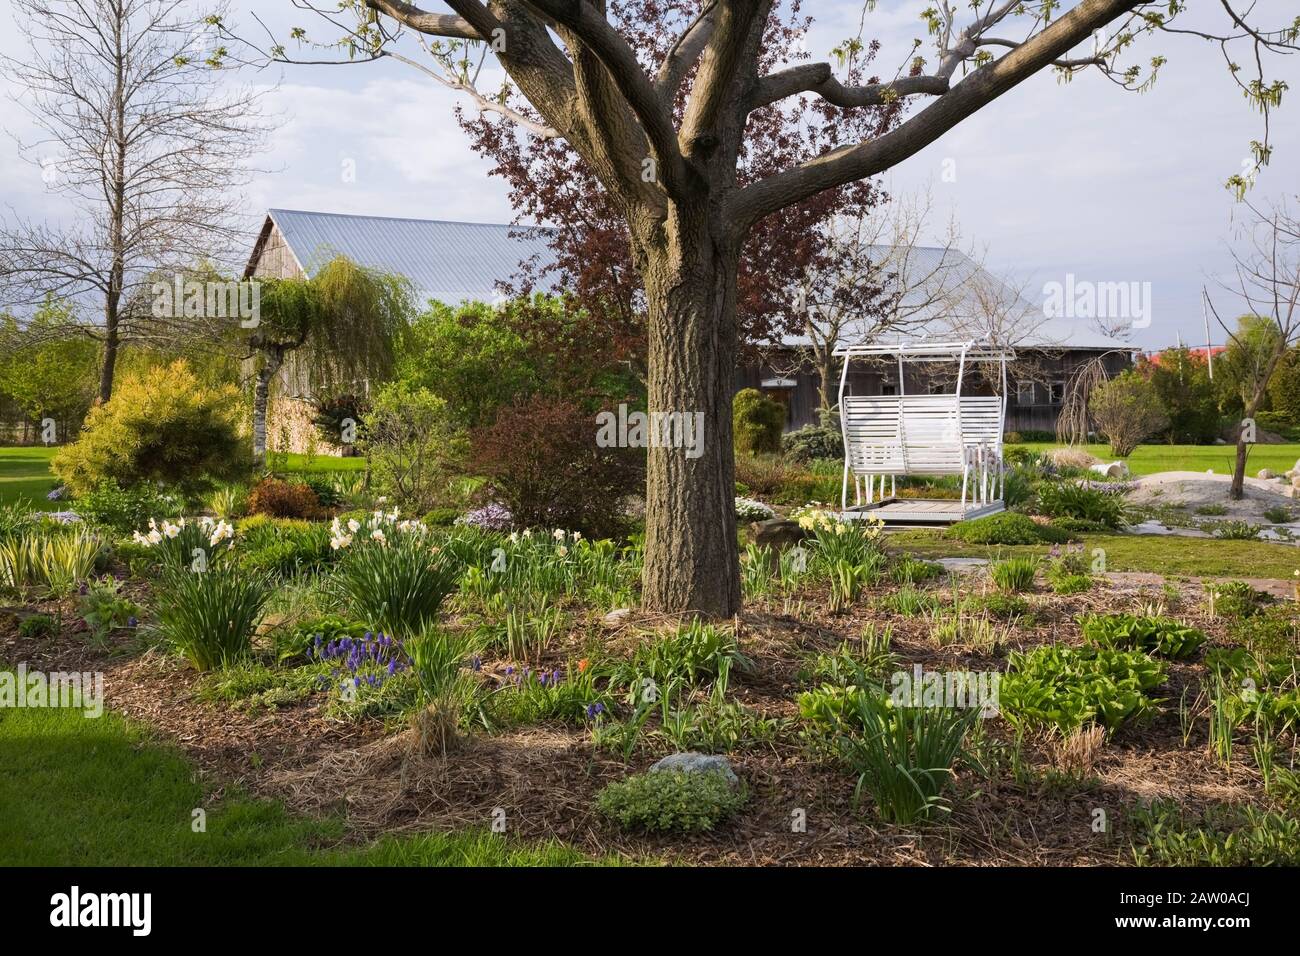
[637,212,742,617]
[252,349,283,466]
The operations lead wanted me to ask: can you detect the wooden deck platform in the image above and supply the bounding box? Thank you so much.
[837,497,1004,527]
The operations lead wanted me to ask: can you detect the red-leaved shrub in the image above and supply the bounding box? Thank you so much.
[471,397,643,537]
[247,478,322,519]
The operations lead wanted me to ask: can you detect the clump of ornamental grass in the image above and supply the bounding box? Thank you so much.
[407,624,482,755]
[0,529,101,598]
[990,556,1038,593]
[846,704,978,824]
[154,564,272,671]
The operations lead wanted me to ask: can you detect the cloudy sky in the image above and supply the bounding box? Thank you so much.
[1,0,1296,350]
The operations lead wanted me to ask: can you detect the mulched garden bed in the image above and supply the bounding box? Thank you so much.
[2,565,1276,867]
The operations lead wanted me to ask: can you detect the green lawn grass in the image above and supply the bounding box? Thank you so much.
[0,687,604,866]
[1015,441,1300,477]
[278,452,367,474]
[894,529,1300,580]
[0,447,366,510]
[0,446,59,510]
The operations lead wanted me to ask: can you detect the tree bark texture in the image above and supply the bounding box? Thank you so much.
[637,207,741,617]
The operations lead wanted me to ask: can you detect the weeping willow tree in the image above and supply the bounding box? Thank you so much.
[1056,353,1117,447]
[248,256,413,463]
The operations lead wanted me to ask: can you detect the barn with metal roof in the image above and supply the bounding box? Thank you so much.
[245,208,557,305]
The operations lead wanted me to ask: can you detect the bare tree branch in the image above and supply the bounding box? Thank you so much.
[653,0,717,104]
[0,0,273,401]
[748,64,949,112]
[363,0,483,39]
[728,0,1139,234]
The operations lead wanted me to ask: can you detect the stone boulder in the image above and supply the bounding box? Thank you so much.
[649,752,740,785]
[751,517,806,551]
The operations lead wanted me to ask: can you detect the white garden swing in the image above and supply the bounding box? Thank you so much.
[833,337,1013,524]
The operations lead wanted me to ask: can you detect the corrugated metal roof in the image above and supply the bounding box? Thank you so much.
[786,246,1136,353]
[266,208,557,306]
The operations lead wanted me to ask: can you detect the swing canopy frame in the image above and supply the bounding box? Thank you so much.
[832,336,1015,522]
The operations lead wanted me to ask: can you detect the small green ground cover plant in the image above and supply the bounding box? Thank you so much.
[964,593,1034,622]
[17,613,56,638]
[78,576,142,645]
[1130,800,1300,866]
[947,513,1068,546]
[596,769,746,833]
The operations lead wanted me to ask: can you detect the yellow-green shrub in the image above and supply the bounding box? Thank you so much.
[53,360,248,496]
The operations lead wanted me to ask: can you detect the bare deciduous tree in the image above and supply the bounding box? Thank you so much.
[0,0,271,402]
[225,0,1293,616]
[1206,198,1300,499]
[770,190,968,414]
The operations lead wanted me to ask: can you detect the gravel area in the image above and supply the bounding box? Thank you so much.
[1123,470,1296,520]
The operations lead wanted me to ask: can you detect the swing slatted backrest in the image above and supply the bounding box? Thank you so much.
[842,394,961,477]
[896,396,966,474]
[957,396,1004,452]
[842,395,906,473]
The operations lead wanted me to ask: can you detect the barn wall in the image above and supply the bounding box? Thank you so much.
[247,215,1136,451]
[250,224,304,281]
[247,221,332,453]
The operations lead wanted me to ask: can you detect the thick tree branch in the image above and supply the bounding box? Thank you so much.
[561,28,666,211]
[680,0,771,165]
[729,0,1141,233]
[522,0,688,194]
[748,64,950,112]
[363,0,484,40]
[653,0,717,103]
